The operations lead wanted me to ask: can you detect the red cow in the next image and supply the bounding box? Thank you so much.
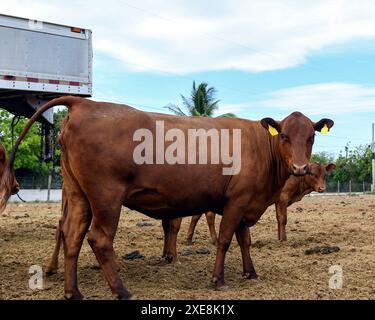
[275,162,336,241]
[0,96,333,299]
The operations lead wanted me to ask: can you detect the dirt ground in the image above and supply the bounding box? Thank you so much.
[1,195,374,300]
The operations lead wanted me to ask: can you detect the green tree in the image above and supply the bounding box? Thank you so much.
[310,151,334,165]
[331,144,372,183]
[0,108,68,173]
[166,81,235,118]
[0,110,47,172]
[52,108,68,168]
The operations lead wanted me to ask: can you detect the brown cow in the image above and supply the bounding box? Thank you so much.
[162,163,335,262]
[276,162,336,241]
[0,96,333,299]
[0,142,19,196]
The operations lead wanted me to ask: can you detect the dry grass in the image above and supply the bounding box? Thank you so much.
[1,195,374,300]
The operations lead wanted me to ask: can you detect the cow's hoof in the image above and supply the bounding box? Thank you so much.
[116,291,133,300]
[215,284,230,291]
[212,277,229,291]
[164,254,177,264]
[243,272,258,280]
[186,239,193,246]
[45,266,57,277]
[64,291,84,300]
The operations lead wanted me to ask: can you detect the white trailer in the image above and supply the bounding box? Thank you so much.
[0,14,93,124]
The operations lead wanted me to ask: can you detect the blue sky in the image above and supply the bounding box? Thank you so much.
[3,0,375,157]
[93,41,375,157]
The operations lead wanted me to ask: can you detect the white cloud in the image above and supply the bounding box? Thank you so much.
[256,82,375,115]
[2,0,375,74]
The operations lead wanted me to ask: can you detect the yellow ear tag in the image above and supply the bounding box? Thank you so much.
[268,125,279,136]
[320,124,329,134]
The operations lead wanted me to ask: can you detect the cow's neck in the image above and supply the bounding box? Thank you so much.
[268,135,290,192]
[300,178,313,196]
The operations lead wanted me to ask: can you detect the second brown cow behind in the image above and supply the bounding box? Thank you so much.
[162,162,336,261]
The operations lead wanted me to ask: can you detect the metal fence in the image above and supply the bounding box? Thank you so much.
[15,173,373,194]
[15,173,62,189]
[325,181,373,193]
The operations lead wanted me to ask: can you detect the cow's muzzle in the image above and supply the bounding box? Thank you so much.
[11,182,20,195]
[291,163,309,176]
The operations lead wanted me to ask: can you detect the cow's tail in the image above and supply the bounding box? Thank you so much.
[0,96,79,213]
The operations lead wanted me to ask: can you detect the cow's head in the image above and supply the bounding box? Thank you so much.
[261,112,334,176]
[305,163,336,193]
[0,143,19,201]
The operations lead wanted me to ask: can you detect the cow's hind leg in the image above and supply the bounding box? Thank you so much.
[235,221,257,279]
[46,216,63,275]
[162,218,171,258]
[62,194,92,300]
[186,214,202,245]
[46,188,68,275]
[205,211,217,245]
[87,197,131,300]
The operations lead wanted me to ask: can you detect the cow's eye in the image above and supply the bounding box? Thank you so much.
[280,133,289,141]
[308,134,315,143]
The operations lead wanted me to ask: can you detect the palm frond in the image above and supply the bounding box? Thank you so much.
[180,94,194,115]
[165,104,187,116]
[204,100,220,117]
[166,81,230,118]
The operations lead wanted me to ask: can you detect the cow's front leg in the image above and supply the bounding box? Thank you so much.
[162,218,182,263]
[235,221,257,279]
[212,205,242,290]
[275,202,287,241]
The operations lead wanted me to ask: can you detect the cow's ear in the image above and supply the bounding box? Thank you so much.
[314,118,334,134]
[325,163,336,172]
[261,118,281,136]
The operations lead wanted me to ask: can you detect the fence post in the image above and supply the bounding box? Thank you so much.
[363,181,365,194]
[349,180,352,195]
[337,181,340,193]
[47,174,52,203]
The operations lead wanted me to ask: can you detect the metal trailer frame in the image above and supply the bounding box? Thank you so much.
[0,14,93,125]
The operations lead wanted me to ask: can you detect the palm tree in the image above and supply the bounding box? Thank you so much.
[166,82,236,118]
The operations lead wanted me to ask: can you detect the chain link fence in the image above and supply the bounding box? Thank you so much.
[15,173,373,194]
[15,173,62,189]
[325,181,373,193]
